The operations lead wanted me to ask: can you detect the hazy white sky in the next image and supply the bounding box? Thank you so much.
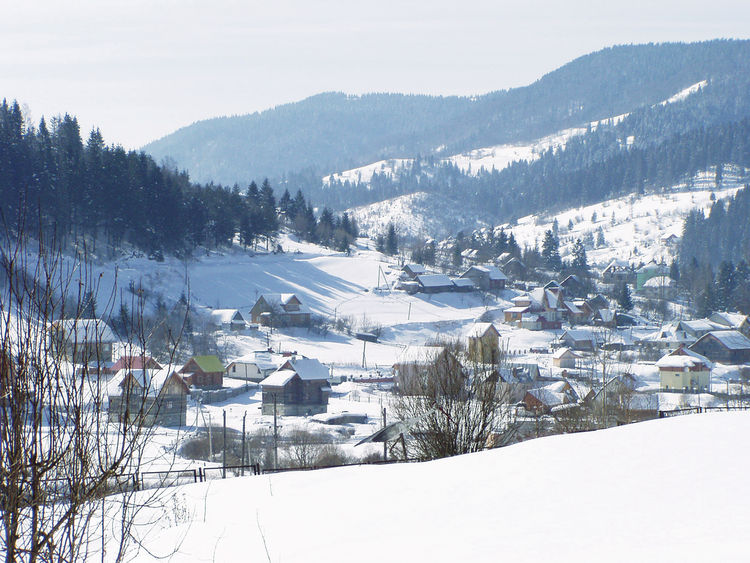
[2,0,748,149]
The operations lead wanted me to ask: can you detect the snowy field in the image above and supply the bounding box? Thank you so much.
[114,411,750,562]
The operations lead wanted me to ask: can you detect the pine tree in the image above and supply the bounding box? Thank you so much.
[617,283,633,311]
[541,230,562,271]
[571,238,589,274]
[385,223,398,255]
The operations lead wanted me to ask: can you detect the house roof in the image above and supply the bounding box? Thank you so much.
[696,331,750,351]
[657,347,713,369]
[394,345,447,366]
[50,318,117,343]
[402,264,426,274]
[261,357,330,387]
[110,355,162,371]
[680,319,724,333]
[563,301,582,315]
[561,329,596,343]
[466,323,498,339]
[504,306,530,314]
[452,278,476,288]
[552,347,580,359]
[416,274,454,288]
[209,309,246,324]
[643,276,675,288]
[188,355,225,373]
[107,368,186,397]
[596,309,616,323]
[710,312,748,328]
[258,293,300,307]
[463,265,508,281]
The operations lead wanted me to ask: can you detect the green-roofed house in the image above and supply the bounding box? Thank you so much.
[179,355,224,389]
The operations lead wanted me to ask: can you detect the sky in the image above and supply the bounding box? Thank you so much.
[2,0,749,150]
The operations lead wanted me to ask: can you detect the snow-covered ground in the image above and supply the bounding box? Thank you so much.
[115,411,750,562]
[497,169,744,268]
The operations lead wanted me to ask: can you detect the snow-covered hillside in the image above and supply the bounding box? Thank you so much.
[324,81,707,184]
[500,168,744,268]
[349,191,485,239]
[122,411,750,562]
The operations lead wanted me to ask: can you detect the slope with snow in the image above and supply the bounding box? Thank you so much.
[121,411,750,562]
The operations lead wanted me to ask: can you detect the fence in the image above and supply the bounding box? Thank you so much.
[659,404,750,418]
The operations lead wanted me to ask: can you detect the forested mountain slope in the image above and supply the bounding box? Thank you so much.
[143,40,750,185]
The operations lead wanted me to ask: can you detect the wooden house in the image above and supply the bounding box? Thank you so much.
[106,355,162,375]
[709,312,750,338]
[523,381,577,414]
[689,331,750,365]
[460,265,508,291]
[657,346,712,391]
[250,294,310,327]
[107,368,189,427]
[415,274,455,294]
[502,257,527,280]
[552,347,580,369]
[225,351,281,383]
[640,276,677,300]
[180,355,224,389]
[48,318,117,363]
[559,329,597,352]
[466,323,501,363]
[601,259,635,285]
[260,357,331,416]
[560,274,585,298]
[401,264,427,280]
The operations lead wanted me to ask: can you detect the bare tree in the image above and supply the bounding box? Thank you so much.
[391,342,516,460]
[0,228,183,562]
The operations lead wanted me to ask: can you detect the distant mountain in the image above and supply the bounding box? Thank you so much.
[143,40,750,186]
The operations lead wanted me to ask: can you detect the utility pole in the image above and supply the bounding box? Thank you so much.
[241,411,247,476]
[362,339,367,369]
[222,410,227,479]
[273,394,279,470]
[407,302,411,320]
[382,407,387,461]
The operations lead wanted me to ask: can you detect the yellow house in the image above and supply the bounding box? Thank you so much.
[657,347,712,392]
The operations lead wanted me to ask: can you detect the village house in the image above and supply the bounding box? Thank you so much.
[401,264,427,280]
[523,380,579,414]
[637,322,694,357]
[466,323,501,363]
[415,274,455,294]
[392,345,462,390]
[225,350,281,383]
[502,257,527,280]
[657,347,712,392]
[640,276,677,300]
[209,309,248,331]
[635,262,668,291]
[593,308,616,329]
[560,274,585,298]
[709,312,750,338]
[107,368,190,427]
[600,259,635,286]
[179,355,224,389]
[250,294,311,327]
[552,347,581,369]
[559,329,597,352]
[48,318,117,363]
[460,265,508,291]
[678,319,728,341]
[503,287,565,330]
[260,357,331,416]
[689,331,750,365]
[451,278,476,293]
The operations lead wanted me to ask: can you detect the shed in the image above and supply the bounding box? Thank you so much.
[180,355,224,389]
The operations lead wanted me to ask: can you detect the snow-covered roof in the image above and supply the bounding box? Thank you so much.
[656,347,712,370]
[563,301,582,314]
[466,323,497,339]
[209,309,245,324]
[552,347,580,359]
[643,276,675,288]
[452,278,476,288]
[50,318,117,343]
[710,312,748,329]
[465,265,508,281]
[561,329,596,343]
[259,293,300,306]
[402,264,426,274]
[394,345,446,365]
[416,274,454,288]
[261,357,330,387]
[504,306,530,314]
[596,309,615,323]
[107,368,184,397]
[700,331,750,351]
